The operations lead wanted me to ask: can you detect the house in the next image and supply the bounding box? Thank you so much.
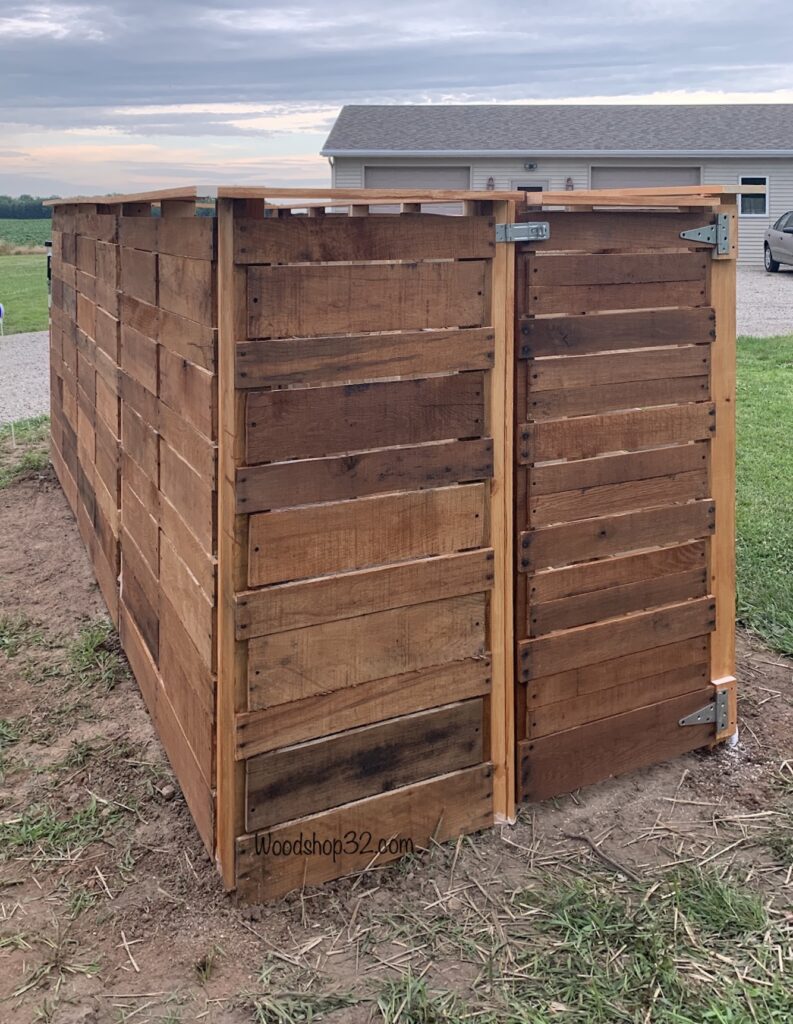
[321,104,793,263]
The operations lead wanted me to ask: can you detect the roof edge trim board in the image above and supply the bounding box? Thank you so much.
[321,148,793,158]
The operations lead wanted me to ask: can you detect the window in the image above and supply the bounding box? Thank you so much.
[739,175,768,216]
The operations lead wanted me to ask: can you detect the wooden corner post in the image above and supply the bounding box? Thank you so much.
[490,199,517,821]
[709,203,738,740]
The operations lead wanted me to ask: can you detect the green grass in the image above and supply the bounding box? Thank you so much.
[0,218,51,250]
[736,335,793,654]
[0,799,125,860]
[0,253,49,333]
[0,415,50,488]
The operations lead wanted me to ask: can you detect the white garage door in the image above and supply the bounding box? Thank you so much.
[364,166,471,189]
[591,166,701,189]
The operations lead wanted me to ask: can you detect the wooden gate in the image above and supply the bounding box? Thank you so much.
[511,198,738,805]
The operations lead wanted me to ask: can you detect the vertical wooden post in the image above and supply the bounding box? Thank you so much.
[708,202,738,740]
[490,199,516,821]
[216,199,248,887]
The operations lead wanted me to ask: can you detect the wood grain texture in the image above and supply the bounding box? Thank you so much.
[236,438,493,513]
[529,280,708,316]
[248,483,487,586]
[119,246,157,306]
[247,261,490,338]
[236,327,495,388]
[520,210,720,253]
[158,346,217,441]
[530,442,708,496]
[530,345,710,392]
[237,659,490,758]
[245,699,484,830]
[236,764,493,901]
[159,253,216,326]
[247,594,487,706]
[159,534,214,670]
[529,252,708,287]
[236,548,494,639]
[159,442,215,555]
[519,596,715,679]
[528,375,710,420]
[246,374,485,463]
[234,214,494,264]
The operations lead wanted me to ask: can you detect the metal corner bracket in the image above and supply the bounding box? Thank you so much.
[679,687,730,731]
[679,213,730,255]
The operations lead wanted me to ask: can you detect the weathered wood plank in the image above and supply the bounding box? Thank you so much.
[120,324,158,395]
[247,261,490,338]
[236,327,495,388]
[236,764,493,901]
[237,658,490,758]
[236,548,494,639]
[519,596,715,679]
[530,442,708,496]
[528,375,710,420]
[159,442,215,555]
[159,253,216,326]
[246,374,486,463]
[530,344,711,392]
[529,252,708,287]
[521,499,714,571]
[529,280,708,316]
[519,210,718,253]
[159,535,215,670]
[520,403,715,463]
[119,246,157,306]
[236,438,493,513]
[518,307,715,358]
[248,483,487,586]
[248,594,487,706]
[245,699,484,831]
[158,346,217,441]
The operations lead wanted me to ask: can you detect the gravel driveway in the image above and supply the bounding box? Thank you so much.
[0,269,791,424]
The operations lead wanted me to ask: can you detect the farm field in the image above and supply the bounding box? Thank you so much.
[0,254,48,334]
[0,217,52,250]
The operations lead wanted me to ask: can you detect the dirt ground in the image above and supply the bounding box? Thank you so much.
[1,465,792,1023]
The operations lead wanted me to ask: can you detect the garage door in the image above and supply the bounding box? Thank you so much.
[591,166,701,189]
[364,166,471,189]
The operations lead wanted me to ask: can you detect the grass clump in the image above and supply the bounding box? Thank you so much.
[67,618,127,691]
[0,613,44,657]
[0,799,125,860]
[0,414,50,489]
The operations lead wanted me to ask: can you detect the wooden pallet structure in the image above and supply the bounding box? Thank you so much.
[47,183,744,899]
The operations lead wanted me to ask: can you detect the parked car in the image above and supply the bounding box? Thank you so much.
[764,212,793,272]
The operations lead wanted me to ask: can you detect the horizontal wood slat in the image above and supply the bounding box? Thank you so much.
[236,327,495,388]
[530,345,711,392]
[247,594,487,706]
[248,483,487,586]
[245,699,484,831]
[246,374,486,463]
[529,252,708,288]
[247,261,490,338]
[518,210,717,253]
[236,438,493,513]
[519,596,715,680]
[519,307,715,358]
[520,403,715,463]
[235,214,495,264]
[520,498,714,571]
[236,548,494,639]
[236,764,494,901]
[528,280,708,316]
[528,375,710,420]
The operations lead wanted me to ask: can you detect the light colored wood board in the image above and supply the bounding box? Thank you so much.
[245,699,484,831]
[158,401,217,483]
[159,253,216,326]
[519,596,715,680]
[75,269,96,303]
[529,375,710,421]
[158,346,217,441]
[236,548,494,639]
[76,293,96,338]
[119,216,158,252]
[159,442,215,556]
[248,482,487,586]
[531,469,710,526]
[246,373,485,464]
[530,442,708,496]
[518,307,715,357]
[234,214,494,263]
[248,594,487,706]
[522,210,721,252]
[95,240,118,286]
[120,539,159,661]
[159,309,216,372]
[527,635,709,705]
[530,345,711,392]
[120,323,158,395]
[520,499,714,572]
[531,540,707,603]
[236,327,495,388]
[235,763,493,901]
[120,366,158,426]
[159,218,215,260]
[237,658,490,758]
[528,661,709,738]
[121,478,158,577]
[120,451,158,522]
[119,246,157,306]
[76,235,97,275]
[246,261,490,338]
[120,403,158,483]
[119,604,214,854]
[159,494,216,600]
[529,252,708,288]
[159,534,215,671]
[236,438,493,513]
[94,343,121,394]
[518,687,714,802]
[520,402,715,463]
[529,566,707,636]
[92,528,120,626]
[119,293,159,342]
[528,280,708,316]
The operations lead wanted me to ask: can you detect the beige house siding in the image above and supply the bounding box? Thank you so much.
[331,155,793,264]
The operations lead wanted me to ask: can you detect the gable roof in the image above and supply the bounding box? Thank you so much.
[321,104,793,157]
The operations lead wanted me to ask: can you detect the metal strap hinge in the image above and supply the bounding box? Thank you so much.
[679,213,730,255]
[679,687,730,731]
[496,221,551,243]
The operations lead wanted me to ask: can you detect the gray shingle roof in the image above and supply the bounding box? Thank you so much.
[322,104,793,155]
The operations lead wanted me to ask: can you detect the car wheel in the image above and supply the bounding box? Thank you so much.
[765,245,781,273]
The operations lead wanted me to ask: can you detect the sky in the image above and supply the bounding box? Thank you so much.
[1,0,793,196]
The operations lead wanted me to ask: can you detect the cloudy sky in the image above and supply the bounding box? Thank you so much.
[2,0,792,196]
